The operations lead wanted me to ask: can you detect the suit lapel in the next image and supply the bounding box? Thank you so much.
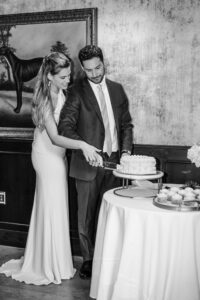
[82,78,120,132]
[82,78,104,124]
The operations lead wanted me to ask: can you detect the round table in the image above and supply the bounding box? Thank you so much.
[90,186,200,300]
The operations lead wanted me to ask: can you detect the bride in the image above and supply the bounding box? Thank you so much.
[0,52,102,285]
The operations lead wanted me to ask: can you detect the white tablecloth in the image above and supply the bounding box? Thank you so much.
[90,187,200,300]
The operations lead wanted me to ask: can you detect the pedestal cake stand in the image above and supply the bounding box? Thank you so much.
[112,170,164,198]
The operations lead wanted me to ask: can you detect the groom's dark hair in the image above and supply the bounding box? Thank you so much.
[78,45,104,66]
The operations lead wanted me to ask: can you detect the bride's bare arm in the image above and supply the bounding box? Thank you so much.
[44,113,102,165]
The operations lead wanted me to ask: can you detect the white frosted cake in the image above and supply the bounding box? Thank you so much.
[119,155,157,175]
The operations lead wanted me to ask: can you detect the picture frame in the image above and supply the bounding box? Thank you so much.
[0,8,98,139]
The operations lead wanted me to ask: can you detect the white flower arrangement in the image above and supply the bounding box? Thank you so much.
[187,144,200,167]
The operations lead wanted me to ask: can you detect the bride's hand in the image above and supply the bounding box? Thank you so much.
[81,142,103,167]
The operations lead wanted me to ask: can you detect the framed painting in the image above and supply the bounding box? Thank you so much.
[0,8,97,139]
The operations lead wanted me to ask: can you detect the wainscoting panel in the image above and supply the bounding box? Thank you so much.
[134,144,200,184]
[0,140,199,254]
[0,139,79,254]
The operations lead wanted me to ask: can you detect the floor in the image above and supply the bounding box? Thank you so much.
[0,246,93,300]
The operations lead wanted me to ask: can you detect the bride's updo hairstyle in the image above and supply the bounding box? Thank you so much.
[32,52,71,130]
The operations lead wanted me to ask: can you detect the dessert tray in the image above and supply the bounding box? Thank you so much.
[153,197,200,211]
[153,185,200,212]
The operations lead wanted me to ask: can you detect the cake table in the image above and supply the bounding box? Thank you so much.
[90,186,200,300]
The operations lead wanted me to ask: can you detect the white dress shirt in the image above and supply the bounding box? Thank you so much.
[89,77,118,152]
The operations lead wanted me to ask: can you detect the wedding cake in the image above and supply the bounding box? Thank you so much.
[119,155,157,175]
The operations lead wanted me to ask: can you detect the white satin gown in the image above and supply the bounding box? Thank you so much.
[0,90,76,285]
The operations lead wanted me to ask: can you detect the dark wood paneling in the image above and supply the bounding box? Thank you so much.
[0,141,200,253]
[0,152,35,224]
[134,144,200,184]
[0,139,80,254]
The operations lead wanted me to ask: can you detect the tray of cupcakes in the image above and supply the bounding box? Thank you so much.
[153,185,200,211]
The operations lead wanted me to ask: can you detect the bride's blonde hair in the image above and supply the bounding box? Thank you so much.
[32,52,71,130]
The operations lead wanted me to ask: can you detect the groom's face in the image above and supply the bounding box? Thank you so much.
[82,57,105,84]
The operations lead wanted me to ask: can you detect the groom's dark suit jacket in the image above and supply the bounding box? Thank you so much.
[58,77,133,181]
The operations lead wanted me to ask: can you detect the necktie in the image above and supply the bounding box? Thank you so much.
[97,84,112,156]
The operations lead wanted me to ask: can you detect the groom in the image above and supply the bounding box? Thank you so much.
[58,45,133,279]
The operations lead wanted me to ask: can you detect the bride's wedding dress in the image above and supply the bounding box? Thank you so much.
[0,90,76,285]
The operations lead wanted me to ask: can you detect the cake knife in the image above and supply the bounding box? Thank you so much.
[102,161,120,170]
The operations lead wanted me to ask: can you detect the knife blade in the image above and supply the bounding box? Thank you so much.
[102,161,120,170]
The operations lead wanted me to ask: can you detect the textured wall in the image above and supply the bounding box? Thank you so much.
[0,0,200,146]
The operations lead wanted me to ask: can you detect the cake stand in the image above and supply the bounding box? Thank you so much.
[112,170,164,198]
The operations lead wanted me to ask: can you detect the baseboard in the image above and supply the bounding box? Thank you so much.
[0,226,81,256]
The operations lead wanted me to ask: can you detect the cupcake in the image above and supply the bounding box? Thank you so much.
[184,192,196,201]
[160,188,169,194]
[170,186,180,193]
[178,189,187,196]
[167,190,176,201]
[193,189,200,195]
[185,187,194,193]
[171,193,183,204]
[157,193,168,203]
